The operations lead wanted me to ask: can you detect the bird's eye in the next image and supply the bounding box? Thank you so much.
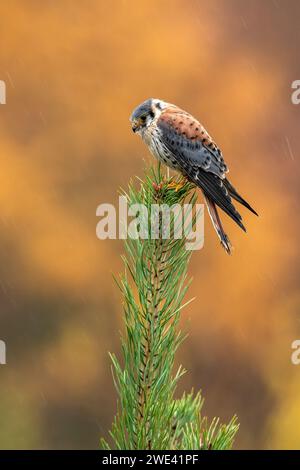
[140,115,147,122]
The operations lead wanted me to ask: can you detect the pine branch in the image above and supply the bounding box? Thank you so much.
[101,164,239,450]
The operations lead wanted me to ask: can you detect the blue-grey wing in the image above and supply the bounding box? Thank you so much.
[157,110,228,179]
[156,109,245,230]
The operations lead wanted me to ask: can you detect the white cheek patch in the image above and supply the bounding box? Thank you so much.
[151,107,163,122]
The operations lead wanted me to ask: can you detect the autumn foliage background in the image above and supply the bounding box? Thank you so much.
[0,0,299,449]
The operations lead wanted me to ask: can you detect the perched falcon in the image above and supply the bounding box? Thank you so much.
[130,98,258,254]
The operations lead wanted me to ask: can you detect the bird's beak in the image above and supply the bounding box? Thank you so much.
[131,119,139,133]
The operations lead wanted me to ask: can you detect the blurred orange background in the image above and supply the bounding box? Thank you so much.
[0,0,299,449]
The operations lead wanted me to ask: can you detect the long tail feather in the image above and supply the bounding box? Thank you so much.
[224,179,258,216]
[193,170,246,232]
[204,195,232,254]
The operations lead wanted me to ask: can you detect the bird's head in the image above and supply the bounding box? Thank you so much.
[130,98,168,134]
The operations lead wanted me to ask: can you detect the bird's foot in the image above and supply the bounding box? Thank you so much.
[153,176,188,192]
[166,177,187,192]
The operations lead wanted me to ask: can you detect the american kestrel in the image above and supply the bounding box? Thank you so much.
[130,98,258,254]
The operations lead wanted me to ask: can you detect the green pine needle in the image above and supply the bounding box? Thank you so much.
[101,164,238,450]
